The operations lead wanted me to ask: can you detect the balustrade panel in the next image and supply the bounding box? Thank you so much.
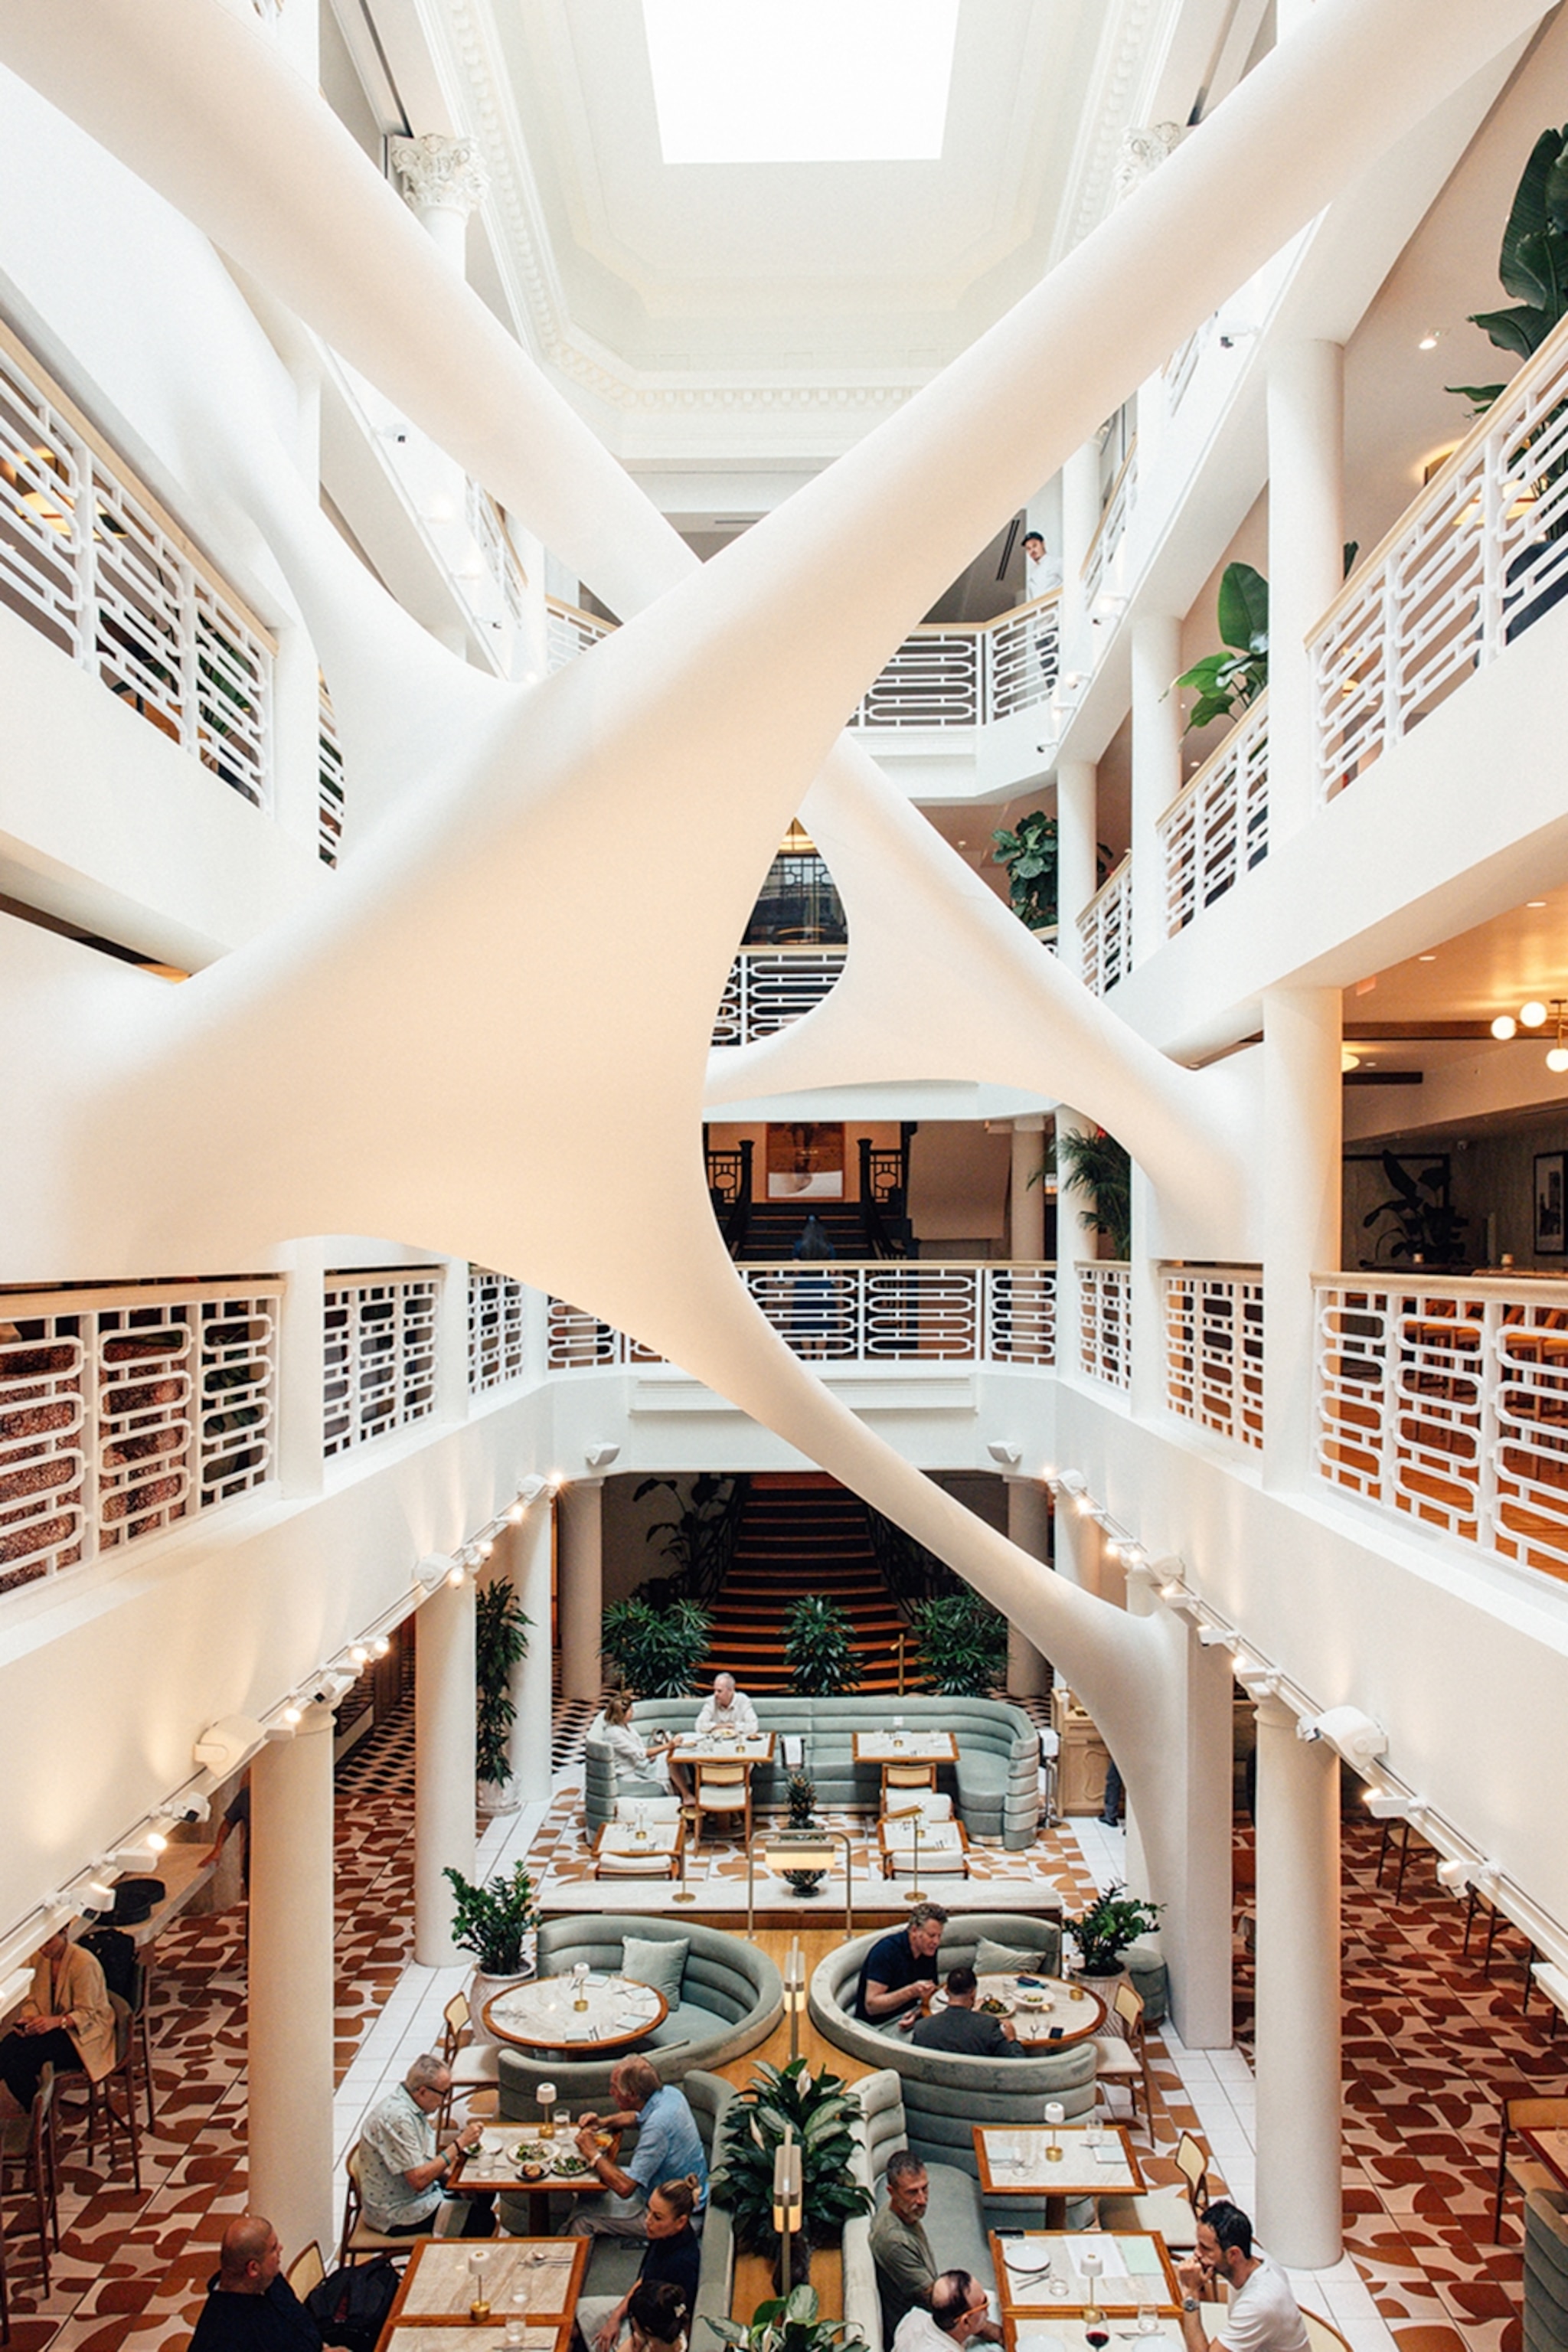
[1165,1269,1263,1449]
[1160,698,1269,936]
[712,949,846,1047]
[986,600,1060,718]
[982,1266,1057,1366]
[323,1276,439,1459]
[469,1268,528,1394]
[849,631,978,728]
[1078,858,1132,996]
[1078,1265,1132,1390]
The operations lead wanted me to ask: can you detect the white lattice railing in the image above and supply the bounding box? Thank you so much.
[469,1267,527,1395]
[0,323,274,812]
[323,1273,439,1459]
[1311,311,1568,805]
[546,595,612,672]
[1077,854,1132,995]
[548,1264,1056,1373]
[318,678,345,868]
[711,948,847,1046]
[850,628,979,728]
[1159,694,1269,936]
[1083,442,1138,610]
[985,596,1060,718]
[1165,315,1218,416]
[1165,1268,1263,1450]
[0,1283,279,1596]
[466,479,526,632]
[1079,1265,1132,1391]
[1315,1276,1568,1582]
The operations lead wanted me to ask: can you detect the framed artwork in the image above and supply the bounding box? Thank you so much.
[1536,1152,1566,1255]
[766,1121,845,1200]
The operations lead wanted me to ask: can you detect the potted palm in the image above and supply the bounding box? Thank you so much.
[711,2288,867,2352]
[709,2059,871,2293]
[443,1862,537,2050]
[784,1596,860,1697]
[781,1769,827,1896]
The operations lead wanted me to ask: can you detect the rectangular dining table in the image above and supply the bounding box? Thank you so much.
[975,2125,1145,2227]
[379,2237,587,2352]
[451,2125,622,2235]
[990,2230,1181,2317]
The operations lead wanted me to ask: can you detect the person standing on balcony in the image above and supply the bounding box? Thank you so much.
[790,1215,838,1359]
[1022,531,1061,694]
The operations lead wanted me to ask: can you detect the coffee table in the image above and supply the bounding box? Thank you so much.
[975,2124,1144,2228]
[483,1974,668,2054]
[378,2236,587,2352]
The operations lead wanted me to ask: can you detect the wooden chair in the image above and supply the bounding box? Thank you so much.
[880,1761,938,1808]
[1099,2127,1209,2244]
[693,1759,750,1850]
[1494,2096,1568,2239]
[286,2241,326,2302]
[1093,1981,1152,2136]
[879,1795,969,1880]
[593,1804,685,1881]
[129,1957,157,2134]
[0,2069,58,2301]
[435,1991,498,2132]
[338,2141,429,2266]
[82,1992,142,2192]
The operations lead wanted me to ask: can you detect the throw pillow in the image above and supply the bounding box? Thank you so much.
[974,1936,1050,1979]
[621,1933,688,2003]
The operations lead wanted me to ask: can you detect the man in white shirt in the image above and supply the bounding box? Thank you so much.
[892,2270,993,2352]
[694,1674,757,1738]
[1175,2203,1308,2352]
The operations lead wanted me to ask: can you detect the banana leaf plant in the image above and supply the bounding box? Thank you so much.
[1174,563,1269,733]
[1057,1125,1132,1261]
[1449,123,1568,414]
[708,2058,872,2288]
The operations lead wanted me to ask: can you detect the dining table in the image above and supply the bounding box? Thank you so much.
[449,2122,623,2235]
[482,1972,668,2055]
[989,2229,1181,2318]
[974,2123,1145,2228]
[376,2236,587,2352]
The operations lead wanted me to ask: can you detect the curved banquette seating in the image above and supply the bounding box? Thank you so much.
[843,2069,997,2352]
[808,1911,1097,2177]
[589,1695,1040,1847]
[494,1915,782,2108]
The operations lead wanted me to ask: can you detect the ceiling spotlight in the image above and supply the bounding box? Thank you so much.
[1435,1856,1470,1891]
[373,1636,390,1658]
[583,1442,620,1471]
[508,1502,525,1524]
[1341,1047,1361,1073]
[282,1703,303,1726]
[1521,1000,1549,1028]
[1418,332,1439,351]
[351,1644,369,1665]
[447,1564,466,1587]
[1491,1014,1517,1040]
[477,1538,494,1560]
[1075,1494,1096,1516]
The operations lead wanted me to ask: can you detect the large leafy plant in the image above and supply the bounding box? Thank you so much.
[1174,562,1269,733]
[709,2059,872,2275]
[710,2287,867,2352]
[599,1596,713,1697]
[784,1596,861,1697]
[443,1862,537,1977]
[913,1590,1008,1696]
[1057,1126,1132,1261]
[1361,1152,1468,1268]
[475,1579,530,1787]
[1450,124,1568,413]
[1066,1883,1162,1976]
[632,1472,746,1605]
[991,810,1060,929]
[782,1769,826,1895]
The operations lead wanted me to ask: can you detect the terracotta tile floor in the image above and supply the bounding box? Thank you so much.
[5,1709,1556,2352]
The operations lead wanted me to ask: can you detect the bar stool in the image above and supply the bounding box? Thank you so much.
[0,2068,58,2299]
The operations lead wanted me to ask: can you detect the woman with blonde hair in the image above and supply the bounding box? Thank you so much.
[587,1687,675,1792]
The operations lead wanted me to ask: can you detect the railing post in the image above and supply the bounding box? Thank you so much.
[1479,1293,1502,1553]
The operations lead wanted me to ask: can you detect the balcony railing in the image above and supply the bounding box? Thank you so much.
[1166,1267,1263,1450]
[1311,311,1568,805]
[469,1266,528,1395]
[318,678,345,868]
[1077,854,1132,996]
[712,947,847,1047]
[1165,315,1218,416]
[0,1282,279,1595]
[323,1273,439,1459]
[1158,694,1269,937]
[1083,442,1138,611]
[547,1263,1056,1373]
[0,321,274,812]
[1079,1264,1132,1391]
[466,480,527,633]
[546,595,612,673]
[1315,1275,1568,1583]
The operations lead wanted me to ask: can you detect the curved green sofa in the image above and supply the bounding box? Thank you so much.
[494,1913,782,2108]
[808,1912,1098,2178]
[590,1694,1041,1847]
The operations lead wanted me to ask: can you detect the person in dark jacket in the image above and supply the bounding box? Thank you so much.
[188,2215,322,2352]
[910,1967,1019,2057]
[576,2177,703,2352]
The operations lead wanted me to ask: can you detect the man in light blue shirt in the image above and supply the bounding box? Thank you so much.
[567,2057,707,2242]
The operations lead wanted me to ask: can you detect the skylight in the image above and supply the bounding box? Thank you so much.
[642,0,959,165]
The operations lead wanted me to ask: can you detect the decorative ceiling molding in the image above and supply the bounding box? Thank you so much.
[1056,0,1173,262]
[1113,120,1185,203]
[390,129,489,214]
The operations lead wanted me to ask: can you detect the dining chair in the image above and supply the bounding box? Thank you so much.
[0,2069,58,2301]
[1093,1980,1152,2135]
[881,1761,938,1808]
[693,1759,750,1850]
[436,1990,498,2131]
[1098,2127,1209,2244]
[286,2240,327,2302]
[1493,2095,1568,2239]
[338,2141,429,2265]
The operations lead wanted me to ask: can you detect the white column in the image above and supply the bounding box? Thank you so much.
[1127,1165,1164,1425]
[509,1501,555,1801]
[435,1257,471,1426]
[558,1481,604,1704]
[1261,988,1341,1494]
[390,135,489,275]
[415,1573,475,1965]
[1129,614,1182,968]
[1156,1609,1236,2049]
[1004,1478,1050,1697]
[249,1704,335,2258]
[1059,442,1101,659]
[276,1238,325,1499]
[1267,341,1344,844]
[1253,1695,1342,2265]
[1010,1118,1047,1260]
[1056,758,1098,982]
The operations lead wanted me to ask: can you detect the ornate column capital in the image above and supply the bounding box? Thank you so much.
[1113,122,1184,203]
[390,132,489,218]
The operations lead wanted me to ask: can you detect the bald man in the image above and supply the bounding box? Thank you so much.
[188,2215,322,2352]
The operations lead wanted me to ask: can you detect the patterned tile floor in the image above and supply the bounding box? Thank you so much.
[5,1707,1556,2352]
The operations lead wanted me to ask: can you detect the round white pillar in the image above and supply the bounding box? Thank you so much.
[1254,1695,1342,2265]
[1010,1118,1047,1261]
[558,1481,604,1704]
[1267,341,1344,844]
[415,1573,476,1965]
[509,1502,555,1801]
[249,1704,335,2259]
[1130,614,1182,969]
[1004,1478,1051,1696]
[390,135,489,276]
[1056,758,1098,981]
[1262,987,1342,1494]
[1059,442,1102,655]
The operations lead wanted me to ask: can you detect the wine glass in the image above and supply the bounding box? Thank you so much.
[1136,2288,1161,2335]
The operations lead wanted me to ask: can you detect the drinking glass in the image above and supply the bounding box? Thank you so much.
[1137,2288,1161,2335]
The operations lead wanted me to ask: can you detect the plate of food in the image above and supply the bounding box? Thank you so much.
[1015,1988,1053,2011]
[518,2160,547,2182]
[552,2152,592,2177]
[978,1994,1013,2017]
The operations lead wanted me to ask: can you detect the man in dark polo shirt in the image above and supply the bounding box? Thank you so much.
[188,2214,322,2352]
[910,1967,1019,2057]
[854,1902,949,2022]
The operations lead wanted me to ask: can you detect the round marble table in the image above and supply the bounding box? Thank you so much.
[484,1971,668,2053]
[928,1972,1107,2048]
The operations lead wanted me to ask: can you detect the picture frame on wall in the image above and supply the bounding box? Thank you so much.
[1536,1152,1566,1255]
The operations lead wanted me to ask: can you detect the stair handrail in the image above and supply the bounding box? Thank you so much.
[689,1471,751,1609]
[864,1501,959,1615]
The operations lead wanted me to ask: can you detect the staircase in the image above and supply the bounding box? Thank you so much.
[734,1201,867,1262]
[700,1472,919,1694]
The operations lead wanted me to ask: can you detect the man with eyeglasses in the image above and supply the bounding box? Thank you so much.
[359,2053,495,2237]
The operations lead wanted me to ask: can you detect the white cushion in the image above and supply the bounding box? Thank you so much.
[614,1795,681,1824]
[883,1792,952,1824]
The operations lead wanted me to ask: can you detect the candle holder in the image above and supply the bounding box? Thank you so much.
[572,1962,590,2014]
[1078,2249,1103,2327]
[537,2081,557,2141]
[469,2250,491,2324]
[1044,2100,1064,2161]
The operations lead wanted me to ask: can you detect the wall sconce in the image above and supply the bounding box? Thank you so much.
[986,1441,1023,1468]
[583,1442,620,1471]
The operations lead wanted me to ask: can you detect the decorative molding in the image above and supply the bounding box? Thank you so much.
[390,132,491,217]
[1112,121,1184,203]
[1059,0,1166,258]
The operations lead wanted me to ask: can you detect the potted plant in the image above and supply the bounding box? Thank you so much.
[599,1596,714,1697]
[1173,563,1269,733]
[1057,1126,1132,1261]
[632,1472,747,1605]
[475,1579,530,1815]
[443,1861,537,2049]
[781,1769,826,1896]
[991,812,1118,933]
[1361,1152,1469,1271]
[711,2287,867,2352]
[784,1596,861,1697]
[1065,1883,1162,1988]
[911,1590,1008,1695]
[709,2059,872,2293]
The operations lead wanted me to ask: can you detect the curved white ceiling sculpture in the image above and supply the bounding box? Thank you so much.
[0,0,1545,1916]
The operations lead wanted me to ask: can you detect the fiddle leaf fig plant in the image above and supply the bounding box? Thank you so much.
[1174,562,1269,732]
